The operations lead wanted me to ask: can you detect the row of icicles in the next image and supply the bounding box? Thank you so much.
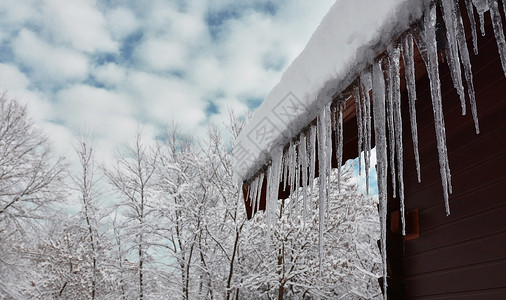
[244,0,506,298]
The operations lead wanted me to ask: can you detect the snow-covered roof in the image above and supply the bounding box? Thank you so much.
[233,0,427,183]
[234,0,506,298]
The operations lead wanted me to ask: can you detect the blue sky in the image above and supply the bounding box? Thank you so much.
[0,0,335,165]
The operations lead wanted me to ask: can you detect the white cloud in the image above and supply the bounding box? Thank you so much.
[207,98,250,131]
[106,7,140,40]
[38,121,76,159]
[0,0,338,173]
[123,71,207,129]
[56,84,133,136]
[0,63,54,122]
[0,0,38,31]
[131,6,209,73]
[41,0,118,53]
[134,37,188,72]
[168,10,209,46]
[12,29,89,84]
[92,63,126,87]
[0,63,30,91]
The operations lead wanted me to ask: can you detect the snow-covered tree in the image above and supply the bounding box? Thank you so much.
[154,126,215,299]
[103,132,161,299]
[238,165,382,299]
[195,124,246,300]
[69,136,102,299]
[0,93,67,298]
[0,97,381,299]
[0,92,66,231]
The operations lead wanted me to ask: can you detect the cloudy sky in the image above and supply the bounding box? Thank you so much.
[0,0,336,166]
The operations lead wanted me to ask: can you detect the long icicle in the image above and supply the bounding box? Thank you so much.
[389,44,406,235]
[353,84,363,176]
[252,173,259,215]
[422,3,452,215]
[250,176,258,214]
[454,0,480,133]
[465,0,479,55]
[269,150,283,229]
[324,103,332,223]
[401,33,422,183]
[473,0,489,36]
[255,172,264,215]
[289,140,296,200]
[488,0,506,77]
[282,148,289,192]
[265,165,273,236]
[299,133,308,226]
[309,124,317,196]
[247,176,256,209]
[372,58,388,300]
[293,140,300,215]
[441,0,467,115]
[360,68,372,194]
[336,101,344,192]
[317,106,329,277]
[503,0,506,21]
[384,57,397,198]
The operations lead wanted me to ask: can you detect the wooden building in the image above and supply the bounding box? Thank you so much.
[235,0,506,298]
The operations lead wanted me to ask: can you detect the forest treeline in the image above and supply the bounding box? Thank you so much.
[0,93,381,299]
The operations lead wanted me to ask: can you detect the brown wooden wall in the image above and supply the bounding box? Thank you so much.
[388,4,506,298]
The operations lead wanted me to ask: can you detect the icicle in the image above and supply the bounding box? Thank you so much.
[413,25,429,67]
[299,133,308,226]
[401,33,422,183]
[422,3,452,215]
[292,140,300,216]
[255,172,264,215]
[360,68,372,194]
[317,107,329,277]
[353,84,363,175]
[473,0,489,36]
[372,58,388,300]
[336,101,344,192]
[326,105,332,172]
[287,141,296,216]
[248,179,254,211]
[384,57,397,198]
[247,177,255,208]
[503,0,506,22]
[249,176,258,213]
[488,0,506,77]
[294,140,300,210]
[265,165,273,233]
[465,0,479,55]
[324,104,332,219]
[453,0,481,133]
[441,0,467,116]
[309,125,317,194]
[332,103,338,170]
[253,179,259,208]
[389,44,406,235]
[289,140,296,198]
[267,150,283,231]
[282,148,288,192]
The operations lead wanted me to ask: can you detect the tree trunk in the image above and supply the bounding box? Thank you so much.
[139,243,144,300]
[277,243,284,300]
[226,227,241,300]
[84,203,96,300]
[278,284,284,300]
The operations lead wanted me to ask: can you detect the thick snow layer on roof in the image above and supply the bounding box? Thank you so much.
[233,0,427,183]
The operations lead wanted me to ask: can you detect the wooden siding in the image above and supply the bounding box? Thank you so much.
[391,5,506,298]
